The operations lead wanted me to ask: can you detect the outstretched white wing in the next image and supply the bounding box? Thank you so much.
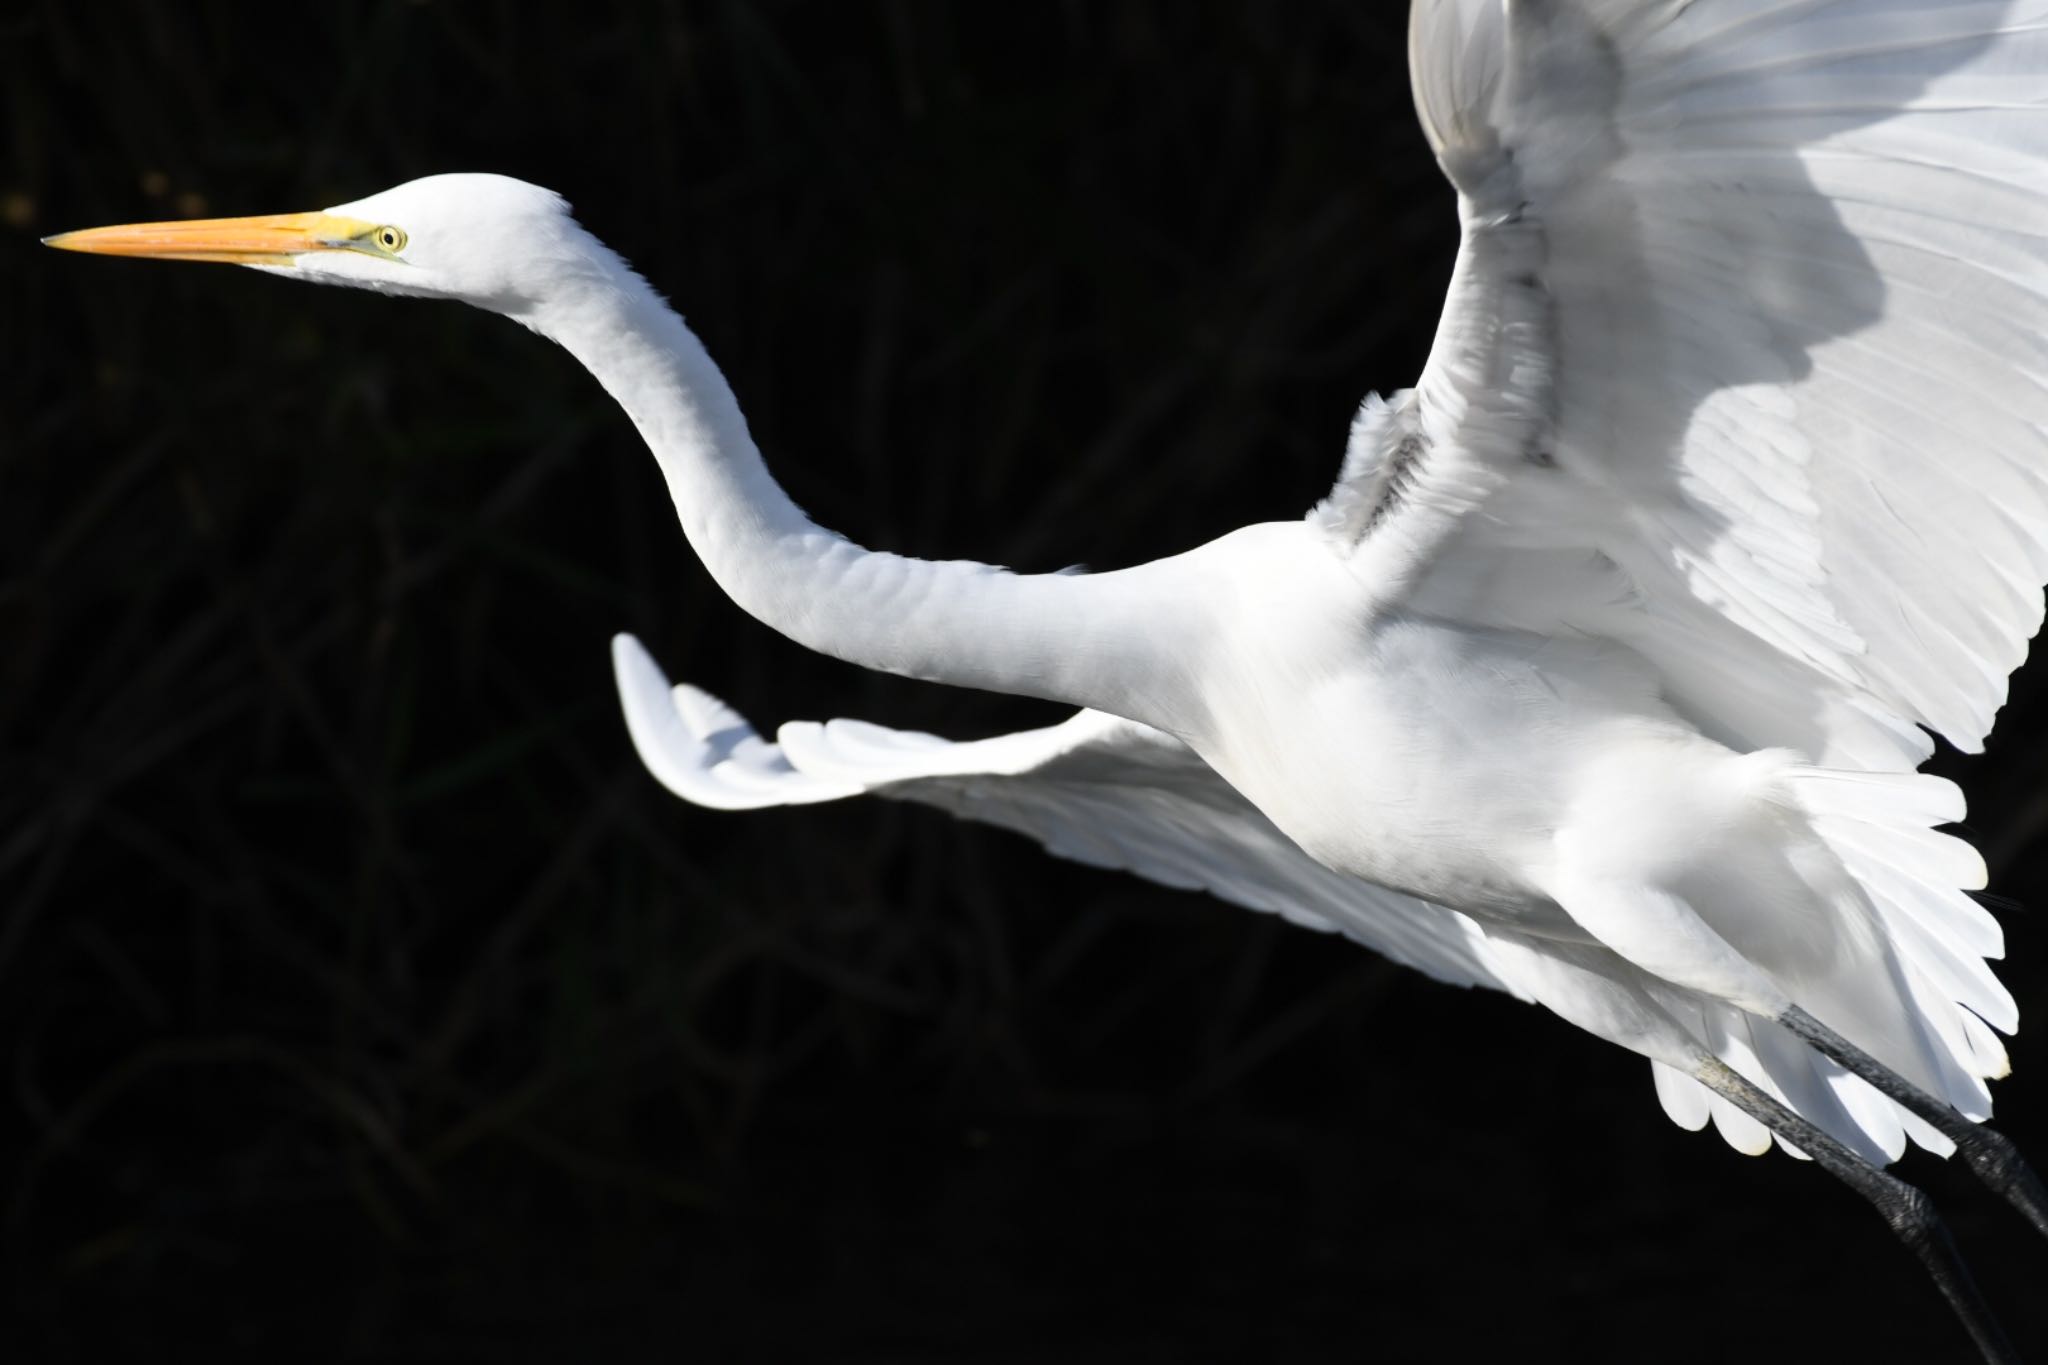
[612,634,1522,996]
[1352,0,2048,771]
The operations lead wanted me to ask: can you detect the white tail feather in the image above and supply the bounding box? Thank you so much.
[1764,765,2011,1157]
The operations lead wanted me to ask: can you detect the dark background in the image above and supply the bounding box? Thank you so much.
[6,3,2047,1360]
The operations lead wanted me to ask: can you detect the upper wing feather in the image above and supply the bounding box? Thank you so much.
[612,634,1523,996]
[1353,0,2048,769]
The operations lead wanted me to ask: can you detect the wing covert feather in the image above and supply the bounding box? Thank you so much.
[1376,0,2048,767]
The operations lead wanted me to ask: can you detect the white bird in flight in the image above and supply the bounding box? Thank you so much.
[46,0,2048,1357]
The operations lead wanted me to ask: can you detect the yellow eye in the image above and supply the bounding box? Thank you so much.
[373,224,406,253]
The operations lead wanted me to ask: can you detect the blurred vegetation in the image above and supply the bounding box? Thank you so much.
[3,2,2045,1360]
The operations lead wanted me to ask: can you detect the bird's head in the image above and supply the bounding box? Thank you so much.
[45,173,588,315]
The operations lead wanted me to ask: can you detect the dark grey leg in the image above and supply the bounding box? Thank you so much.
[1697,1058,2018,1365]
[1781,1005,2048,1239]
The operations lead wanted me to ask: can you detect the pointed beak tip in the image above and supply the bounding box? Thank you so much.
[42,228,114,255]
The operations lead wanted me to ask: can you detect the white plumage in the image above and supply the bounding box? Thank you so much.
[596,0,2048,1173]
[45,0,2048,1354]
[612,633,1520,993]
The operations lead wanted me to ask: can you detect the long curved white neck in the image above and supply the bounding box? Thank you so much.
[516,239,1197,724]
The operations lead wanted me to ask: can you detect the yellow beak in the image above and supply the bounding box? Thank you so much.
[43,210,379,266]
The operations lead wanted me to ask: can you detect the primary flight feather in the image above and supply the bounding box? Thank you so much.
[46,0,2048,1357]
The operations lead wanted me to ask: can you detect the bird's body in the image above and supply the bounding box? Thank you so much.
[47,0,2048,1355]
[1191,589,1680,923]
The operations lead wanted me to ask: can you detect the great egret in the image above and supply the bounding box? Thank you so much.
[45,0,2048,1356]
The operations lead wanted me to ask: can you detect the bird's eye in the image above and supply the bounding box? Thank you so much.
[372,225,406,253]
